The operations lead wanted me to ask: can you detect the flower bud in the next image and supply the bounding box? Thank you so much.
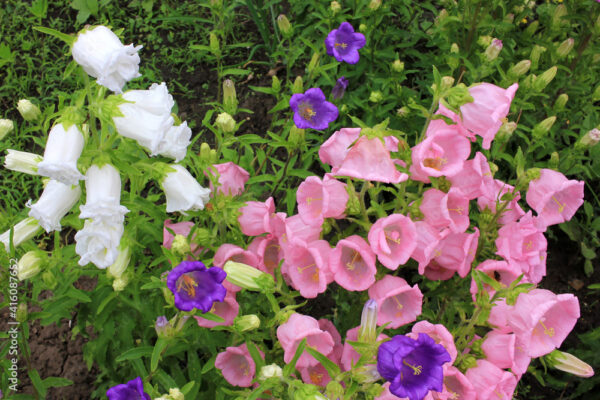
[17,250,45,280]
[593,85,600,102]
[489,161,498,176]
[513,5,524,13]
[325,381,345,400]
[477,35,493,47]
[271,75,281,92]
[533,66,557,92]
[234,314,260,332]
[556,38,574,58]
[17,99,41,122]
[223,79,238,115]
[107,245,131,279]
[359,23,367,33]
[258,364,283,381]
[199,142,212,162]
[307,52,320,74]
[532,116,557,139]
[330,1,341,14]
[484,39,503,61]
[16,303,28,323]
[552,4,567,29]
[525,20,539,37]
[215,112,236,133]
[0,119,14,140]
[396,106,409,118]
[169,388,185,400]
[497,121,517,141]
[530,45,546,70]
[504,13,514,24]
[4,150,42,175]
[358,299,378,343]
[578,128,600,148]
[546,350,594,378]
[288,125,305,149]
[171,234,191,256]
[441,76,455,91]
[210,0,222,8]
[223,260,274,291]
[368,0,381,10]
[553,94,568,112]
[112,275,129,291]
[508,60,531,79]
[450,43,459,54]
[292,76,304,94]
[392,59,404,73]
[41,270,57,289]
[209,149,217,164]
[369,91,383,103]
[277,14,293,38]
[459,355,478,370]
[209,32,220,57]
[549,151,559,169]
[155,316,170,338]
[354,365,382,384]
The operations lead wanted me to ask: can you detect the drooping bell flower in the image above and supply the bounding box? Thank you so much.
[419,188,470,233]
[195,291,239,328]
[156,121,192,162]
[238,197,282,237]
[428,365,476,400]
[448,152,494,200]
[481,330,531,377]
[368,214,417,270]
[279,214,322,253]
[299,363,336,387]
[319,127,361,168]
[419,229,479,280]
[325,22,366,64]
[276,313,335,368]
[213,244,260,274]
[161,164,211,213]
[297,175,348,227]
[319,318,344,364]
[368,275,422,329]
[37,123,85,185]
[28,180,81,233]
[331,76,349,99]
[72,26,141,93]
[106,376,150,400]
[464,359,518,400]
[247,234,283,275]
[75,219,124,269]
[79,164,129,223]
[206,162,250,196]
[410,221,443,269]
[330,235,377,291]
[215,343,264,387]
[166,261,227,312]
[290,88,338,130]
[283,239,332,299]
[377,333,451,400]
[526,168,584,230]
[407,321,458,364]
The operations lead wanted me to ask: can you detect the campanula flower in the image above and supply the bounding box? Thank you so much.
[290,88,338,130]
[325,22,366,64]
[215,343,264,387]
[377,333,451,400]
[331,76,349,99]
[37,123,85,185]
[106,376,150,400]
[167,261,227,312]
[28,180,81,233]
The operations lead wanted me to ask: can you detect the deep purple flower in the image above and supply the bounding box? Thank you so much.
[377,333,451,400]
[106,376,151,400]
[167,261,227,312]
[290,88,339,130]
[331,76,349,99]
[325,22,366,64]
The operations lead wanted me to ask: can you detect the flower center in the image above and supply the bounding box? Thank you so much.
[525,240,533,249]
[385,230,402,244]
[448,207,463,215]
[402,359,423,375]
[297,263,319,282]
[346,250,360,271]
[305,197,322,205]
[176,273,198,298]
[392,295,404,317]
[299,102,317,121]
[551,195,565,213]
[538,319,555,337]
[423,157,447,170]
[310,371,323,384]
[334,42,348,49]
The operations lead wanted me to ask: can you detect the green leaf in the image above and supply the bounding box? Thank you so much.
[201,354,217,374]
[42,377,73,388]
[66,287,92,303]
[96,291,117,315]
[220,68,252,77]
[33,27,74,46]
[305,347,341,378]
[283,338,306,377]
[28,369,46,398]
[245,340,265,370]
[581,242,596,260]
[196,312,225,323]
[115,346,153,362]
[151,338,169,372]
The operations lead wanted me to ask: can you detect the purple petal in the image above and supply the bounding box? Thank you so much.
[289,93,304,111]
[325,30,337,56]
[353,32,366,49]
[338,22,355,34]
[343,49,360,64]
[304,88,326,102]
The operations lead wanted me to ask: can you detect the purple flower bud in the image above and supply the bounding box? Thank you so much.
[166,261,227,312]
[290,88,338,130]
[325,22,366,64]
[155,316,169,337]
[331,77,349,99]
[106,376,150,400]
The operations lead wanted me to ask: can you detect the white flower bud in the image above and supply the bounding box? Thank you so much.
[108,244,131,278]
[223,260,273,291]
[0,119,14,139]
[4,150,42,175]
[28,180,81,233]
[17,250,45,281]
[258,364,283,381]
[215,112,236,133]
[0,217,41,251]
[17,99,41,121]
[161,164,211,213]
[234,314,260,332]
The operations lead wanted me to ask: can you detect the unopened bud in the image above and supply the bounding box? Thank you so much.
[259,364,283,381]
[508,60,531,79]
[199,143,211,162]
[210,0,222,8]
[277,14,293,38]
[504,13,514,24]
[525,20,539,37]
[209,32,220,57]
[497,121,517,141]
[169,388,185,400]
[209,149,217,164]
[392,59,404,73]
[223,79,238,115]
[330,1,341,14]
[155,316,170,338]
[4,150,42,175]
[234,314,260,332]
[368,0,381,10]
[578,128,600,148]
[477,35,493,47]
[41,270,57,289]
[17,99,41,122]
[485,39,503,61]
[325,381,345,400]
[359,23,367,33]
[107,245,131,279]
[553,94,568,112]
[0,119,14,140]
[546,350,594,378]
[396,106,409,118]
[369,91,383,103]
[489,162,499,175]
[307,52,320,74]
[556,38,574,58]
[271,75,281,92]
[450,43,459,54]
[17,250,45,280]
[530,44,546,70]
[112,275,129,291]
[215,112,236,133]
[533,66,557,92]
[441,76,455,91]
[358,299,378,343]
[532,116,557,139]
[460,355,478,370]
[552,4,567,29]
[171,234,191,256]
[292,76,304,94]
[288,125,305,149]
[16,303,28,323]
[224,261,274,291]
[549,151,559,169]
[513,5,524,14]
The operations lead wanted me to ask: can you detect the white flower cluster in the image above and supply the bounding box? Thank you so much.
[2,26,212,273]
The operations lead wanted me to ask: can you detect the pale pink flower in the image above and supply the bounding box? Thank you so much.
[331,136,408,183]
[195,291,239,328]
[487,299,514,334]
[376,382,406,400]
[477,179,525,225]
[409,122,471,183]
[368,275,422,329]
[429,365,476,400]
[407,321,457,364]
[367,214,417,270]
[448,152,494,200]
[526,168,584,229]
[247,234,283,275]
[341,326,388,372]
[237,197,276,236]
[460,83,518,149]
[411,221,443,268]
[277,313,334,368]
[469,259,526,300]
[319,127,362,168]
[283,239,332,299]
[215,343,263,387]
[162,219,203,256]
[465,359,518,400]
[419,229,479,280]
[213,243,260,270]
[206,162,249,196]
[481,331,531,377]
[278,214,322,253]
[318,319,344,364]
[297,175,348,227]
[508,289,580,358]
[299,363,335,387]
[330,235,377,291]
[420,188,470,233]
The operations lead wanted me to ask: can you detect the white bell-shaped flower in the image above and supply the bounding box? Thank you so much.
[72,25,142,93]
[37,123,85,185]
[0,217,41,251]
[114,82,174,156]
[161,164,211,213]
[28,180,81,233]
[75,219,124,269]
[79,164,128,222]
[4,150,42,175]
[156,121,192,162]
